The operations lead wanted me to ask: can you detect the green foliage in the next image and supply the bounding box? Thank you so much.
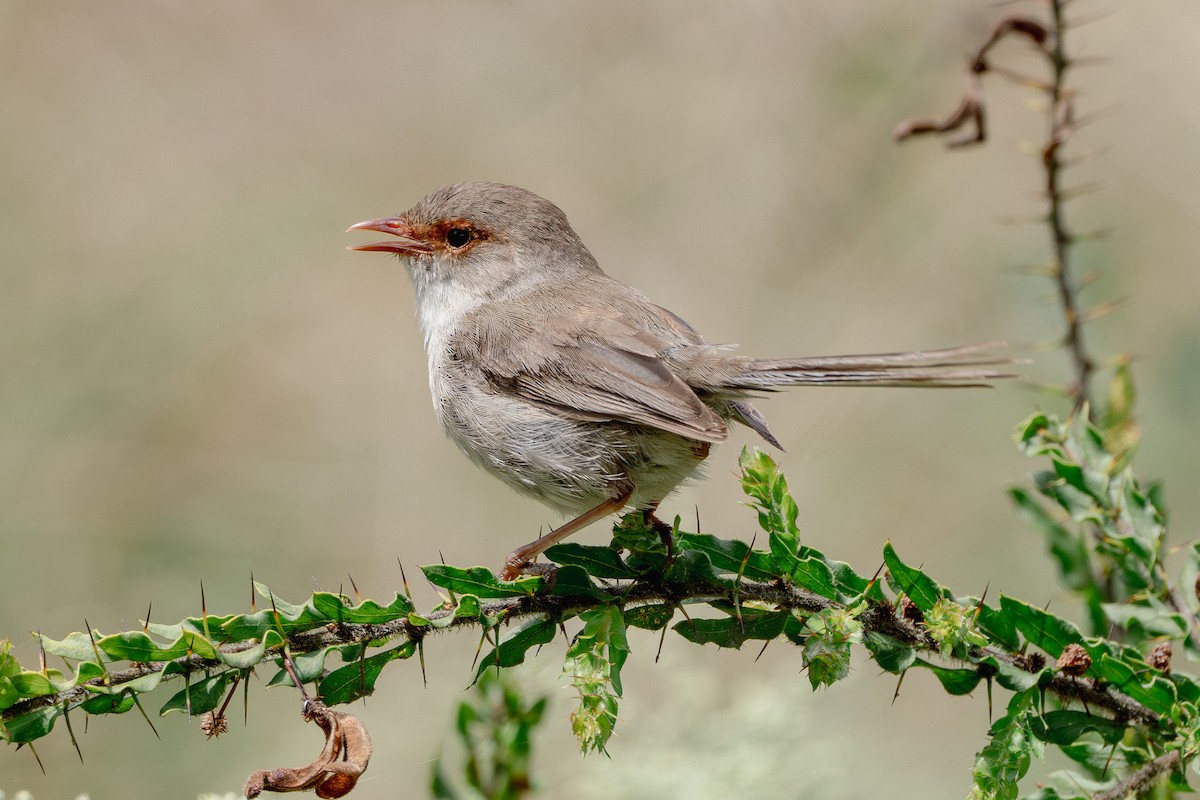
[433,669,547,800]
[3,444,1198,800]
[564,605,629,754]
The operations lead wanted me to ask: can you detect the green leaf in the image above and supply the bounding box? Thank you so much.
[1029,710,1126,746]
[675,533,777,581]
[95,631,190,662]
[422,565,543,598]
[80,693,136,715]
[319,642,416,705]
[791,556,839,600]
[1008,488,1094,593]
[663,548,724,586]
[672,609,786,648]
[3,704,61,743]
[476,619,558,679]
[883,542,944,613]
[913,659,981,695]
[623,604,675,631]
[310,593,414,624]
[159,672,234,716]
[545,543,635,579]
[999,596,1083,658]
[547,566,609,599]
[1094,654,1176,717]
[968,688,1042,800]
[38,631,113,662]
[966,598,1021,652]
[738,448,801,574]
[864,632,916,674]
[1101,602,1187,639]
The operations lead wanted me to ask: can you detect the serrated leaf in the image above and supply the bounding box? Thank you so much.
[663,548,723,586]
[3,704,61,742]
[544,543,635,579]
[9,671,59,697]
[96,631,190,662]
[454,595,482,619]
[1029,710,1126,746]
[999,596,1083,658]
[38,631,113,662]
[1100,602,1187,639]
[475,619,558,679]
[422,565,543,598]
[882,542,944,613]
[1009,488,1094,592]
[864,632,916,674]
[672,609,786,648]
[913,659,981,695]
[791,556,838,600]
[547,565,608,599]
[1095,654,1176,716]
[80,693,136,715]
[318,641,415,705]
[675,533,777,581]
[310,592,414,624]
[218,629,285,670]
[160,672,234,716]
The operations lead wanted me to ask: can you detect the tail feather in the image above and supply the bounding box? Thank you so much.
[731,342,1019,390]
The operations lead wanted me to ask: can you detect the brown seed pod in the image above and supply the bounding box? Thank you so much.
[1055,643,1092,676]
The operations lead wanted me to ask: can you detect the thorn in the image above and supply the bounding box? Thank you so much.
[26,741,46,775]
[250,572,257,613]
[755,639,771,663]
[83,620,110,684]
[200,583,212,642]
[131,694,161,740]
[1058,181,1104,200]
[398,560,413,600]
[656,623,669,664]
[348,573,361,603]
[892,671,906,705]
[1102,742,1116,778]
[694,506,702,534]
[676,603,696,632]
[1084,299,1127,321]
[143,602,152,634]
[987,677,993,722]
[36,630,46,673]
[62,705,84,764]
[243,672,251,726]
[418,640,428,688]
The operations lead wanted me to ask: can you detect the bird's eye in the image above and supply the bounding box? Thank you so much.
[446,227,472,248]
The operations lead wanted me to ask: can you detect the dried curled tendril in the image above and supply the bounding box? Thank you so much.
[243,700,372,799]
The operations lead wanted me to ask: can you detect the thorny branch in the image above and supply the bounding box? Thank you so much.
[895,3,1095,409]
[1093,749,1181,800]
[1,574,1163,735]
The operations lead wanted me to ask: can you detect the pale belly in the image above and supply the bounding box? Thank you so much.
[429,360,711,516]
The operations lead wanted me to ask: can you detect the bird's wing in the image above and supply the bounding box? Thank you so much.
[457,301,729,444]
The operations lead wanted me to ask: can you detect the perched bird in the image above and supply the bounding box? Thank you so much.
[348,182,1009,578]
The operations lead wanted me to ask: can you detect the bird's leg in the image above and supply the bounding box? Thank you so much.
[641,502,676,561]
[501,485,634,581]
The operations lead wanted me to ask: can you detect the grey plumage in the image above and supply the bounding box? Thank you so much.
[348,182,1014,571]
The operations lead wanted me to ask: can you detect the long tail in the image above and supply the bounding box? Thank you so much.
[728,342,1017,389]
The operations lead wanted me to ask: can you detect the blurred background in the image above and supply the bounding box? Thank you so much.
[2,1,1199,797]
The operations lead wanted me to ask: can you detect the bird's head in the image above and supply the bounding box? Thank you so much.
[347,182,601,297]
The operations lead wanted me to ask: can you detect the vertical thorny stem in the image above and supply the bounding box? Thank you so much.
[1044,0,1094,412]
